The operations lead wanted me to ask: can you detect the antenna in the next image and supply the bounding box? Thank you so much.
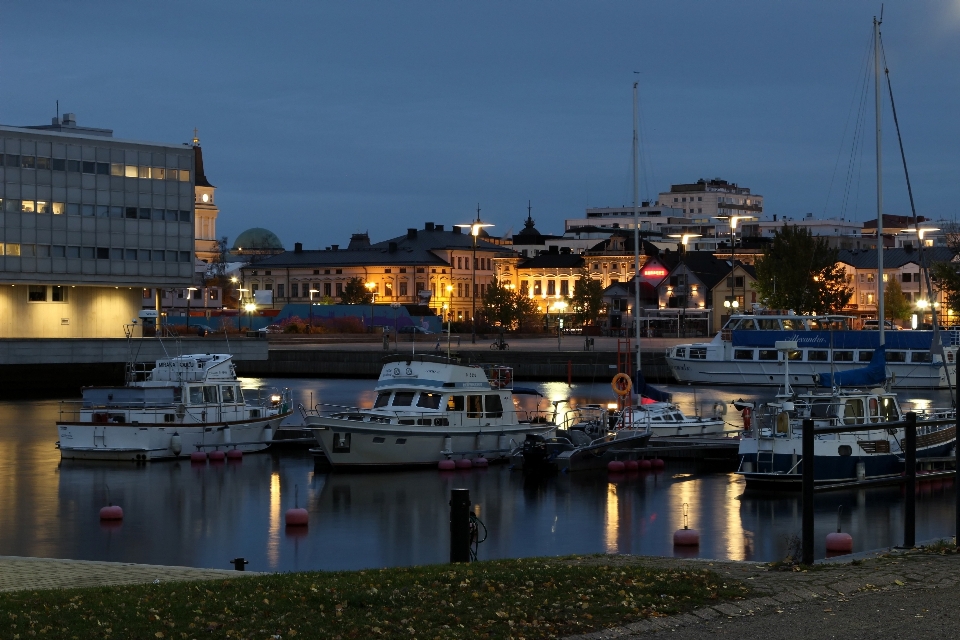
[879,3,884,23]
[56,100,59,122]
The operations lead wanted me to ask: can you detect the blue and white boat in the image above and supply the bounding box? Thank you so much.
[666,312,957,389]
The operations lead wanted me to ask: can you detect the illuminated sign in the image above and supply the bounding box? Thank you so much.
[642,268,667,278]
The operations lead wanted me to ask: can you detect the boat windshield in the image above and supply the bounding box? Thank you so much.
[809,400,839,419]
[374,392,391,408]
[731,319,758,330]
[782,318,803,331]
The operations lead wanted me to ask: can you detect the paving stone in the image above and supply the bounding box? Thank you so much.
[672,613,701,626]
[772,591,802,603]
[713,603,743,616]
[692,607,719,620]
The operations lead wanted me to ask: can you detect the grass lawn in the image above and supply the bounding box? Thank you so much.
[1,556,748,639]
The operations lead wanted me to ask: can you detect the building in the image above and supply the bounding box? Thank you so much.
[192,134,219,264]
[0,113,195,337]
[657,178,763,220]
[240,222,514,320]
[709,262,758,332]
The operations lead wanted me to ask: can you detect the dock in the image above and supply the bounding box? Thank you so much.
[645,436,741,470]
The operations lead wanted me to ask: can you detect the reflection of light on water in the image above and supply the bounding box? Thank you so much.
[724,477,749,560]
[604,484,618,553]
[267,472,280,568]
[904,398,932,413]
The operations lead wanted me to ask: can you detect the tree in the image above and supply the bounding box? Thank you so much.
[931,261,960,313]
[884,277,911,323]
[571,271,605,326]
[480,280,542,330]
[340,277,373,304]
[754,225,853,314]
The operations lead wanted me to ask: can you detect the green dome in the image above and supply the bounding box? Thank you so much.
[232,228,283,251]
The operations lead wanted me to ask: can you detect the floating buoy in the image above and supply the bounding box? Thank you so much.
[673,503,699,546]
[100,505,123,521]
[472,457,489,468]
[826,506,853,553]
[607,460,626,473]
[438,459,456,471]
[651,458,665,470]
[226,449,243,461]
[455,458,473,469]
[638,459,652,470]
[209,450,226,462]
[625,460,639,471]
[285,485,308,527]
[190,451,207,463]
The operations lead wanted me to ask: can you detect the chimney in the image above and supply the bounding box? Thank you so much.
[51,116,61,126]
[388,242,398,253]
[331,244,339,251]
[407,228,417,239]
[424,222,435,231]
[294,242,303,253]
[62,113,76,127]
[548,245,559,254]
[435,224,444,231]
[452,225,462,234]
[773,214,777,222]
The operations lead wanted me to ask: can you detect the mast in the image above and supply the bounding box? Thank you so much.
[633,81,642,376]
[874,15,885,345]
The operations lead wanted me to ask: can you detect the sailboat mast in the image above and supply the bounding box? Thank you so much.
[874,15,885,345]
[633,81,642,375]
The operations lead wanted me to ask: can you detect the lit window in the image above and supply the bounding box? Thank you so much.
[111,163,124,176]
[52,202,64,215]
[124,165,138,178]
[21,200,35,213]
[138,166,150,179]
[5,243,20,256]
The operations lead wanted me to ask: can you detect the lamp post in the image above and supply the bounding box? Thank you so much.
[553,299,568,350]
[309,288,319,332]
[713,215,754,311]
[186,287,197,328]
[456,208,493,344]
[668,234,700,336]
[237,288,248,331]
[391,301,401,349]
[365,282,377,332]
[244,302,256,331]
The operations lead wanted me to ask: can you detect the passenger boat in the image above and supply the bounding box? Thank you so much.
[57,353,293,461]
[302,356,556,470]
[666,312,957,389]
[616,400,728,437]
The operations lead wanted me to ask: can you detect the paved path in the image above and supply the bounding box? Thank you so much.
[0,556,256,593]
[563,547,960,639]
[268,336,692,352]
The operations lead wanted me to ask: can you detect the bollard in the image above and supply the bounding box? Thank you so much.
[904,412,916,548]
[801,418,814,565]
[230,557,248,571]
[449,488,471,563]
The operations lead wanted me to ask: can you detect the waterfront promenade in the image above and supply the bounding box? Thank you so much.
[267,335,691,352]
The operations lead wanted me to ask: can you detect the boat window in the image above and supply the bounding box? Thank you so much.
[834,351,854,362]
[392,392,415,407]
[734,349,754,360]
[758,319,780,330]
[203,386,218,403]
[447,395,464,411]
[671,413,684,421]
[173,387,182,402]
[858,350,874,362]
[880,397,899,422]
[417,392,442,409]
[843,399,864,425]
[807,350,829,361]
[787,350,802,360]
[807,319,824,330]
[485,395,504,418]
[781,319,802,331]
[887,351,906,363]
[236,387,244,402]
[868,397,880,423]
[689,348,707,360]
[675,347,686,358]
[758,350,778,361]
[188,386,203,404]
[467,395,483,418]
[221,386,236,403]
[911,351,933,363]
[737,319,758,330]
[374,392,391,408]
[810,400,838,418]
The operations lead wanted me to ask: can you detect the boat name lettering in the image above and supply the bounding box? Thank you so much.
[158,361,194,368]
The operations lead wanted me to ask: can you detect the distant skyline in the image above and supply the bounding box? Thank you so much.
[3,1,959,248]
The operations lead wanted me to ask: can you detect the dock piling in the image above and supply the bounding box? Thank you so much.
[904,411,916,548]
[801,418,814,566]
[449,488,471,563]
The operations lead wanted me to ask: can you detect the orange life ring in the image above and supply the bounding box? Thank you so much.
[741,407,752,431]
[611,373,633,397]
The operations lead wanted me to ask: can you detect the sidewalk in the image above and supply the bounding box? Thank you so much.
[268,336,693,352]
[0,556,255,592]
[563,547,960,639]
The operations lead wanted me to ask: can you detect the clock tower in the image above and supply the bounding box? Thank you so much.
[193,130,220,263]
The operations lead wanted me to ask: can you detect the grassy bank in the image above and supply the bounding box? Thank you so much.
[1,556,747,639]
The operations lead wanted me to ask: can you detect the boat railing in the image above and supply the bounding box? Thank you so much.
[242,387,293,413]
[300,402,553,426]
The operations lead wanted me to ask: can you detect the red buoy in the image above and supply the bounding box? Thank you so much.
[226,449,243,461]
[190,451,207,463]
[99,505,123,521]
[607,460,626,473]
[625,460,639,471]
[209,450,226,462]
[472,457,489,468]
[673,527,700,546]
[454,458,473,469]
[638,459,652,470]
[651,458,665,470]
[438,459,456,471]
[285,507,308,527]
[825,531,853,553]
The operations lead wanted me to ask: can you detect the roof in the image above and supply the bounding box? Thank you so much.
[375,226,513,254]
[233,228,283,251]
[837,247,955,269]
[194,145,214,188]
[670,251,732,289]
[517,253,585,269]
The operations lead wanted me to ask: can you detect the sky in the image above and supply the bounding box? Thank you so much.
[2,1,960,248]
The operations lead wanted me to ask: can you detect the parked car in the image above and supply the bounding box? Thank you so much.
[194,324,216,337]
[860,319,900,331]
[256,324,283,335]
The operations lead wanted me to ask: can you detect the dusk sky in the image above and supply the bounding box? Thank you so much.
[3,1,959,248]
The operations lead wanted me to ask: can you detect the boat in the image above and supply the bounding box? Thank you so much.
[616,400,728,437]
[666,311,956,389]
[302,356,556,470]
[57,353,293,461]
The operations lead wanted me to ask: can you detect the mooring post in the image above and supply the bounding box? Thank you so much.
[956,361,960,545]
[801,418,814,565]
[449,488,471,563]
[904,411,917,548]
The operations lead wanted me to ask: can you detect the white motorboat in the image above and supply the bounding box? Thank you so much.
[302,355,556,470]
[616,401,729,437]
[57,353,293,461]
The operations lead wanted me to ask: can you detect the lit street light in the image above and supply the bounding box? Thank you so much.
[456,207,494,344]
[186,287,198,329]
[309,288,319,332]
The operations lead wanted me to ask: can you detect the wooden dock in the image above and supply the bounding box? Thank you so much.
[644,436,741,470]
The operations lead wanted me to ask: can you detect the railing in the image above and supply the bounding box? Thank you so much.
[300,402,554,427]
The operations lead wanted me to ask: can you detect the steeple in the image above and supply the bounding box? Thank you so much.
[523,200,535,231]
[192,127,200,146]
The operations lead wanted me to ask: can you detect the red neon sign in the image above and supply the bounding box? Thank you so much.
[642,268,667,278]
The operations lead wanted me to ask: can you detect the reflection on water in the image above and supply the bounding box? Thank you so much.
[0,379,954,571]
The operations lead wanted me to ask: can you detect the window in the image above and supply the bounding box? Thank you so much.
[560,280,569,296]
[203,386,218,403]
[324,283,332,297]
[911,351,933,363]
[533,280,542,296]
[392,392,415,406]
[188,387,203,404]
[417,393,442,409]
[221,386,236,403]
[384,282,393,297]
[447,396,464,411]
[125,207,138,219]
[139,208,151,219]
[5,243,20,256]
[21,200,36,213]
[902,273,911,283]
[21,156,36,169]
[291,283,299,298]
[809,350,830,362]
[52,158,66,171]
[833,350,854,362]
[733,349,754,360]
[858,350,874,362]
[758,350,778,361]
[375,392,391,408]
[416,281,424,295]
[399,282,408,296]
[28,286,47,302]
[209,289,218,300]
[689,347,707,359]
[484,394,503,418]
[96,248,109,259]
[335,283,343,296]
[887,350,906,362]
[467,395,483,418]
[82,161,95,174]
[277,284,285,297]
[547,280,556,296]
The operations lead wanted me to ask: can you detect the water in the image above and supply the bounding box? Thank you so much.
[0,378,955,572]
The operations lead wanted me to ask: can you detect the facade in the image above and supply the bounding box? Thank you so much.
[656,178,763,220]
[192,137,219,264]
[0,114,195,337]
[240,222,513,320]
[709,262,758,332]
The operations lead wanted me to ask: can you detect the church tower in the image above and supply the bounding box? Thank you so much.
[193,130,220,263]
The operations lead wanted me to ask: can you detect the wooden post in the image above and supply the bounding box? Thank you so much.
[801,418,814,565]
[449,489,471,563]
[904,411,916,548]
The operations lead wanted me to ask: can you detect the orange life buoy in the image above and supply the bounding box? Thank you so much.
[611,373,633,397]
[741,407,752,431]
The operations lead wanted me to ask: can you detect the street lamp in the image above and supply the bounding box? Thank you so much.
[552,299,568,350]
[713,215,754,309]
[391,301,401,349]
[309,288,319,331]
[365,282,377,332]
[237,288,248,330]
[456,208,494,344]
[186,287,197,328]
[244,302,256,330]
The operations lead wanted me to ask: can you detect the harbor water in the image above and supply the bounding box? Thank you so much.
[0,378,955,572]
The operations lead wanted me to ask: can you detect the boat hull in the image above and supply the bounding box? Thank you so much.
[56,414,288,461]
